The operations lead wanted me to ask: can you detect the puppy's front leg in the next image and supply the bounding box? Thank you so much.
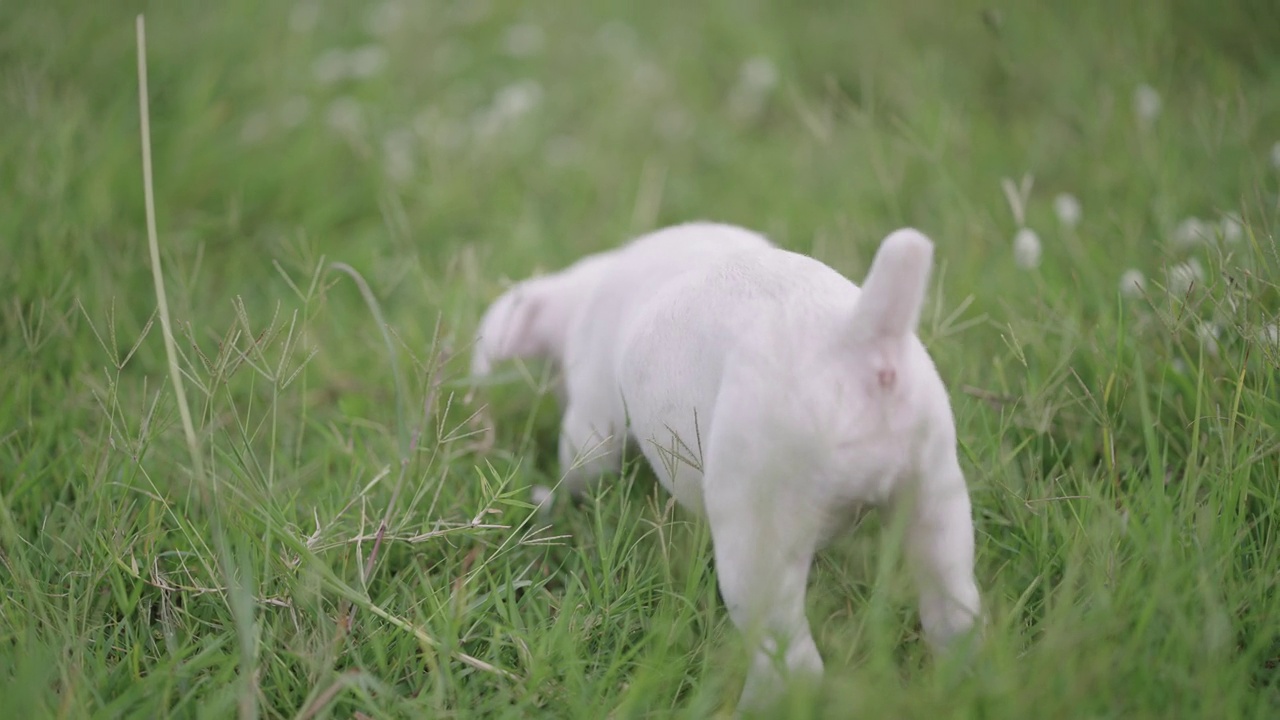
[904,443,982,650]
[704,461,824,712]
[558,404,625,499]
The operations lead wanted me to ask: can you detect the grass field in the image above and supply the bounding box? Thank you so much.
[3,0,1280,717]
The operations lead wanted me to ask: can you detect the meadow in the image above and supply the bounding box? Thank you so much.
[2,0,1280,717]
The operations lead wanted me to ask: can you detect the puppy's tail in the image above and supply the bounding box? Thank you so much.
[849,228,934,342]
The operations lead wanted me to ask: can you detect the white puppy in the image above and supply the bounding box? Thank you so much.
[472,222,980,711]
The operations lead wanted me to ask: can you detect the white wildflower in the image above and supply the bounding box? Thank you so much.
[1013,227,1042,269]
[1053,193,1082,228]
[277,96,311,129]
[728,56,779,121]
[1166,258,1204,296]
[1219,212,1243,243]
[1134,84,1162,125]
[1197,322,1221,357]
[347,45,389,79]
[325,96,365,135]
[502,23,545,58]
[1260,323,1279,348]
[289,2,320,34]
[1173,217,1212,248]
[365,1,404,37]
[493,80,542,118]
[1119,269,1146,298]
[740,56,779,92]
[476,80,543,137]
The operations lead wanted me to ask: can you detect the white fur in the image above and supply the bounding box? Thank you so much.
[472,222,980,711]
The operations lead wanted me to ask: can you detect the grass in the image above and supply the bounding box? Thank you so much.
[2,0,1280,717]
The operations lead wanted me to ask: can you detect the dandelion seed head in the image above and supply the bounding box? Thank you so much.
[1166,258,1204,296]
[740,56,779,92]
[493,80,542,118]
[1134,83,1162,125]
[1172,217,1212,248]
[1013,227,1042,269]
[1053,193,1082,228]
[1197,321,1221,357]
[728,56,779,122]
[1219,212,1243,243]
[1120,269,1146,298]
[475,80,543,138]
[1260,324,1279,348]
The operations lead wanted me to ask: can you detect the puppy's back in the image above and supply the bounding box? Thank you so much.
[616,229,944,500]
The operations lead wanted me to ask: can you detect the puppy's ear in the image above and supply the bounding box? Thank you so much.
[471,281,550,377]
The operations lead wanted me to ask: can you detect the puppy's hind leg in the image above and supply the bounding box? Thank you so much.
[904,444,982,652]
[703,456,824,713]
[557,403,625,501]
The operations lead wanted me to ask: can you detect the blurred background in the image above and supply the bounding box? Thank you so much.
[7,0,1279,327]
